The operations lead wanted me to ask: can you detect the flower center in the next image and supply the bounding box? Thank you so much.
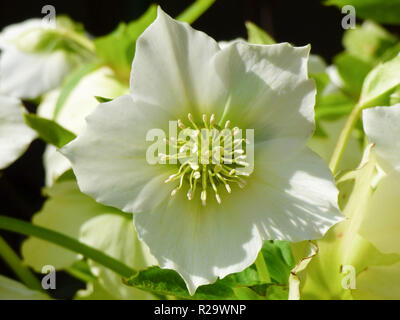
[160,113,251,206]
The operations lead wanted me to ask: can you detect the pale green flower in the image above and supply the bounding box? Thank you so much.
[0,18,91,99]
[308,117,362,171]
[22,180,157,300]
[296,106,400,299]
[37,66,128,185]
[359,104,400,255]
[74,280,117,300]
[0,275,50,300]
[62,8,343,294]
[0,95,36,169]
[295,145,400,300]
[352,261,400,300]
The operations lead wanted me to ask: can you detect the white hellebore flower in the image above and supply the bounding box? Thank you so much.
[0,18,90,99]
[62,8,343,294]
[0,95,36,169]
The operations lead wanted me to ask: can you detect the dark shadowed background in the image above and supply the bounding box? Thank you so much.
[0,0,352,298]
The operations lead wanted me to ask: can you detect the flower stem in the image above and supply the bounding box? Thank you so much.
[66,266,96,284]
[0,235,43,291]
[255,250,271,283]
[329,103,362,175]
[0,216,136,279]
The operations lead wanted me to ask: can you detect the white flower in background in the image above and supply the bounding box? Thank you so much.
[0,275,50,300]
[62,8,343,294]
[0,95,36,169]
[0,18,92,99]
[37,66,128,185]
[22,180,157,300]
[358,104,400,254]
[306,58,362,172]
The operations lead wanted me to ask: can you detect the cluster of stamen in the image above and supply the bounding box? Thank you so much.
[159,113,251,206]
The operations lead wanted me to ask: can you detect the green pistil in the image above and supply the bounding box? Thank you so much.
[162,113,250,206]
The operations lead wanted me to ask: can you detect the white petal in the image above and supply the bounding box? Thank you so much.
[53,67,128,134]
[61,94,177,213]
[0,19,43,49]
[0,18,85,99]
[42,145,71,186]
[0,95,36,169]
[37,89,60,120]
[131,7,227,119]
[0,48,73,99]
[214,41,315,141]
[134,193,262,295]
[218,38,245,50]
[134,140,342,294]
[79,214,157,299]
[363,104,400,172]
[248,140,343,241]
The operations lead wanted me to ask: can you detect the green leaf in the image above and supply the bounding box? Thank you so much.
[125,256,276,300]
[55,169,76,183]
[334,53,373,98]
[265,284,289,300]
[126,5,158,41]
[54,62,101,119]
[94,5,157,79]
[274,241,295,267]
[124,242,296,300]
[233,287,267,300]
[315,93,355,120]
[245,22,275,45]
[360,55,400,108]
[177,0,216,24]
[311,72,331,98]
[94,23,131,71]
[342,20,399,64]
[225,264,264,287]
[94,96,113,103]
[262,241,294,284]
[325,0,400,25]
[127,242,293,300]
[125,266,236,300]
[0,235,43,291]
[23,113,76,148]
[390,86,400,105]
